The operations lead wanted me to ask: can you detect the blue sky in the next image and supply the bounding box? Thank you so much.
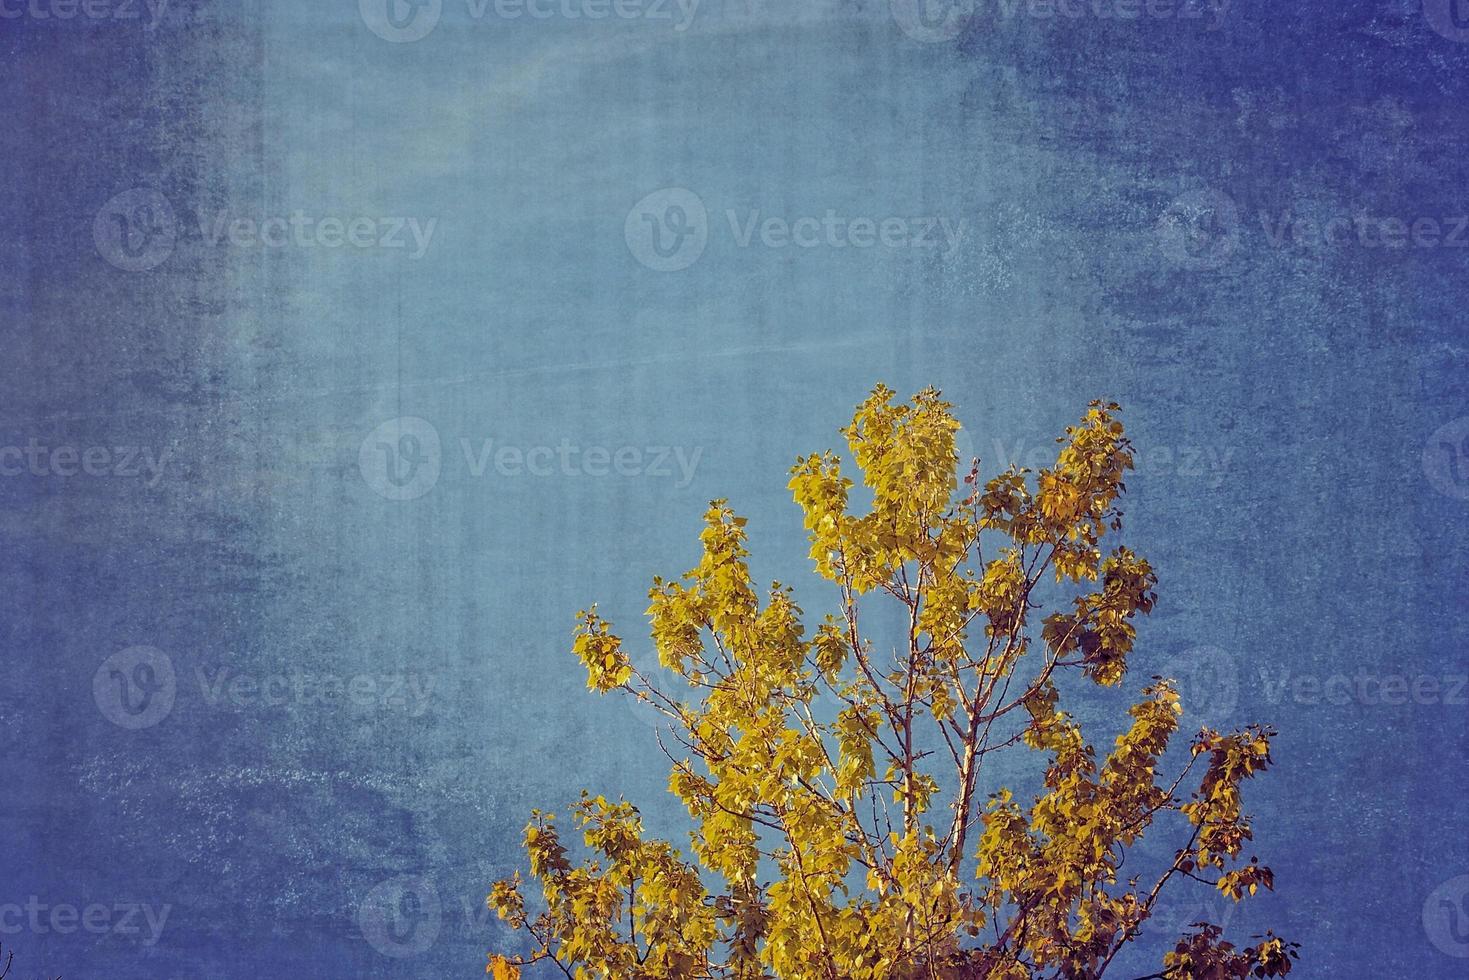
[4,0,1469,975]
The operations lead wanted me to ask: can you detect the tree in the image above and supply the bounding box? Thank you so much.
[487,386,1297,979]
[0,943,60,980]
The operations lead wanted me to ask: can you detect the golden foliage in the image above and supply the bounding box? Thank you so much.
[489,387,1297,979]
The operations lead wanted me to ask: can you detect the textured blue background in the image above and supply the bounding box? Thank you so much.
[4,0,1469,976]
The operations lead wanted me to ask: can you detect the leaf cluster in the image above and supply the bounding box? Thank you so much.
[489,387,1296,980]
